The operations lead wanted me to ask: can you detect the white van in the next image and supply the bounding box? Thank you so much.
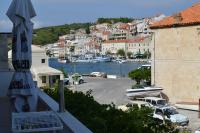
[138,97,167,108]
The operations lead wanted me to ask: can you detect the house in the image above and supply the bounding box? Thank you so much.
[101,36,152,56]
[150,3,200,103]
[8,45,63,87]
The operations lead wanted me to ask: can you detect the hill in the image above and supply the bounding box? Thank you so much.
[33,23,91,45]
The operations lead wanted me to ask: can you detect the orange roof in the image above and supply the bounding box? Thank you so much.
[150,3,200,29]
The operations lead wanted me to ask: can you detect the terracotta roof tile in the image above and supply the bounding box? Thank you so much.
[150,3,200,29]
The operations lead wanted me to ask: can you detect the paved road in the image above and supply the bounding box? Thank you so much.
[70,77,133,106]
[70,77,200,132]
[178,109,200,132]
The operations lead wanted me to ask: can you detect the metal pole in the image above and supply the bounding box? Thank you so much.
[58,80,65,112]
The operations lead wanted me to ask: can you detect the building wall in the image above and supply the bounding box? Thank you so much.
[32,52,48,67]
[152,25,200,103]
[102,42,126,54]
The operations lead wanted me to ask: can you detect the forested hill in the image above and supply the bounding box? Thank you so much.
[33,23,91,45]
[97,17,134,24]
[32,17,135,46]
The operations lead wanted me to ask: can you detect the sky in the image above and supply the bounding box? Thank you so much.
[0,0,200,32]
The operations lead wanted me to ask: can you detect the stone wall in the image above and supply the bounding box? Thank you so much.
[151,25,200,103]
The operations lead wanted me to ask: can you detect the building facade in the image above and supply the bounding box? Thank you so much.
[150,3,200,103]
[102,36,152,56]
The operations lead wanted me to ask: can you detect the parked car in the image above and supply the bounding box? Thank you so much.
[153,106,189,126]
[138,97,168,108]
[71,73,84,84]
[195,128,200,133]
[64,73,84,85]
[90,72,107,78]
[118,101,151,111]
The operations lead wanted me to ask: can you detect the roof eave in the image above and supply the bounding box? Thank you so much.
[150,22,200,29]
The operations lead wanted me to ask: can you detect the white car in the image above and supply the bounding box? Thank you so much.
[195,128,200,133]
[90,72,107,78]
[153,106,189,126]
[64,73,84,85]
[118,101,151,111]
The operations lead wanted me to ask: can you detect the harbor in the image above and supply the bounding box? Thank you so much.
[49,58,146,77]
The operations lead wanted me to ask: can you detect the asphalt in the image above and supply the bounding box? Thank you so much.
[69,77,133,105]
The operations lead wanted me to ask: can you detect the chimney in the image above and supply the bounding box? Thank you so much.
[173,13,183,23]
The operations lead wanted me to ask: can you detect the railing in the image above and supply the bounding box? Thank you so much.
[38,88,93,133]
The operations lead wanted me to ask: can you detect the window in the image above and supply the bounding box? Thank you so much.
[152,100,156,106]
[155,109,163,115]
[146,99,151,103]
[42,76,46,83]
[41,59,45,63]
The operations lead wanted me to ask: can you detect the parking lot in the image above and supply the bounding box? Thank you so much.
[69,77,200,132]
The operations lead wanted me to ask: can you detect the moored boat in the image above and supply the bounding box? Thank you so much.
[126,86,163,98]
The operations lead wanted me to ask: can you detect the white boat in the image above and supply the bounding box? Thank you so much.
[94,56,111,62]
[75,57,94,63]
[58,59,67,63]
[115,59,127,64]
[126,86,163,98]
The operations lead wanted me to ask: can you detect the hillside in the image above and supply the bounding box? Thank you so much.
[33,23,91,45]
[32,17,135,46]
[97,17,134,24]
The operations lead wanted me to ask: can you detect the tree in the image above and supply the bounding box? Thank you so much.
[117,49,125,57]
[128,68,151,85]
[127,52,133,59]
[85,23,91,34]
[143,51,151,59]
[105,50,112,55]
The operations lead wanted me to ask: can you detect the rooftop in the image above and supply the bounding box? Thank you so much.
[150,3,200,29]
[104,36,150,44]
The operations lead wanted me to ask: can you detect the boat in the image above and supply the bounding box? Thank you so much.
[58,59,67,63]
[126,86,163,98]
[94,56,111,62]
[138,64,151,69]
[75,57,94,63]
[115,59,127,64]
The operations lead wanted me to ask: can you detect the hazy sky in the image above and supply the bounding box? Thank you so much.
[0,0,199,32]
